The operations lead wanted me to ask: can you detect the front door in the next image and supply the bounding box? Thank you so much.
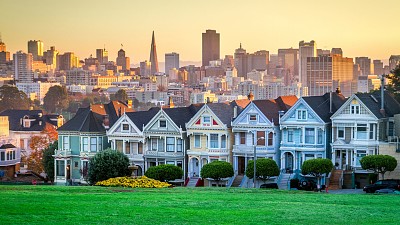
[191,158,199,177]
[285,152,293,172]
[238,157,245,175]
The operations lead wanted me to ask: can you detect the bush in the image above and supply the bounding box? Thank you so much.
[145,164,183,182]
[301,158,333,190]
[95,176,171,188]
[200,161,234,185]
[360,155,397,180]
[87,149,131,185]
[246,158,280,183]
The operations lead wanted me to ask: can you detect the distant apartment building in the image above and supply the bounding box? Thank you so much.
[96,48,108,64]
[202,29,220,67]
[140,60,151,77]
[165,52,179,73]
[248,50,269,71]
[28,40,44,61]
[190,90,217,104]
[278,48,299,81]
[16,81,60,103]
[116,48,130,72]
[246,69,265,82]
[58,52,79,71]
[373,60,384,76]
[43,46,58,70]
[226,67,238,90]
[355,57,372,76]
[299,40,317,86]
[0,40,10,64]
[13,51,34,83]
[66,69,92,85]
[358,75,381,93]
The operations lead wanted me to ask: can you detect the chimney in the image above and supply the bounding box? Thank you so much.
[233,106,238,118]
[103,115,110,129]
[380,75,385,117]
[335,87,341,94]
[329,92,333,113]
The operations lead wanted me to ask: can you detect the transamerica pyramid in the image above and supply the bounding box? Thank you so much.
[149,31,159,75]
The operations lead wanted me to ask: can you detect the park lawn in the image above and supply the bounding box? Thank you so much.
[0,185,399,225]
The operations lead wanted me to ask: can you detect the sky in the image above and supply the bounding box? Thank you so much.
[1,0,400,64]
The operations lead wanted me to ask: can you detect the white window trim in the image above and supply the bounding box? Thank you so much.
[194,135,201,148]
[249,114,257,122]
[297,109,307,120]
[337,127,345,140]
[159,120,167,129]
[121,123,130,132]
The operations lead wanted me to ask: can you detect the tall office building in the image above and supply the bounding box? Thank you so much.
[355,57,371,76]
[140,60,151,77]
[389,55,400,70]
[149,31,159,75]
[278,48,299,80]
[234,43,248,78]
[165,52,179,74]
[331,48,343,56]
[299,40,317,86]
[248,50,269,71]
[0,37,6,52]
[58,52,79,71]
[28,40,44,61]
[96,48,108,64]
[0,37,10,64]
[43,46,58,68]
[13,51,34,83]
[373,60,384,75]
[306,54,354,97]
[202,29,220,67]
[116,48,130,72]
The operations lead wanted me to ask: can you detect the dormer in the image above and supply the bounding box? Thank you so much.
[22,115,31,128]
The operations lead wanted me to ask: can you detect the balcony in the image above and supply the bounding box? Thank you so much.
[54,149,73,157]
[144,151,184,158]
[232,145,273,154]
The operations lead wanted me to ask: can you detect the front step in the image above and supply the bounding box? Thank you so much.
[231,175,244,187]
[278,174,291,190]
[186,178,199,187]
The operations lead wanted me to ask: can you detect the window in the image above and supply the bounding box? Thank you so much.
[356,150,367,167]
[357,124,368,140]
[257,131,265,146]
[158,138,165,152]
[287,130,293,142]
[351,105,360,114]
[122,123,130,132]
[138,143,143,154]
[317,129,323,144]
[56,160,65,176]
[98,137,103,151]
[177,139,183,152]
[203,116,211,124]
[125,142,131,154]
[221,135,226,149]
[166,137,175,152]
[82,137,88,151]
[90,137,97,152]
[249,114,257,121]
[267,132,273,146]
[297,110,307,120]
[159,120,167,128]
[166,161,175,165]
[151,138,158,151]
[20,139,25,150]
[0,152,4,161]
[305,128,315,144]
[194,135,201,148]
[74,161,79,168]
[299,129,303,143]
[388,121,394,137]
[370,124,374,140]
[63,136,70,150]
[210,134,219,148]
[116,140,123,153]
[338,127,345,139]
[305,154,314,161]
[240,132,246,145]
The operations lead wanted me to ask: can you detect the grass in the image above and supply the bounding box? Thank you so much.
[0,185,399,224]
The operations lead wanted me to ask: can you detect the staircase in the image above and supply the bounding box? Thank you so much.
[328,169,342,190]
[186,177,199,187]
[278,173,291,190]
[231,175,244,187]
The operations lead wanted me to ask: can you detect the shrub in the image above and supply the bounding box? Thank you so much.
[87,149,131,185]
[200,161,234,186]
[301,158,333,190]
[246,158,280,183]
[95,176,171,188]
[360,155,397,180]
[145,164,183,182]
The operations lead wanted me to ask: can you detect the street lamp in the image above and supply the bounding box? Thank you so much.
[253,133,265,188]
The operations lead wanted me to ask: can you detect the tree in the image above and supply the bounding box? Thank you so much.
[144,164,183,182]
[111,89,128,102]
[42,141,58,183]
[301,158,333,191]
[43,85,69,113]
[87,149,131,185]
[200,161,234,186]
[386,64,400,102]
[360,155,397,180]
[0,85,31,112]
[246,158,280,183]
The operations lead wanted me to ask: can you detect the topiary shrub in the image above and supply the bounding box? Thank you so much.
[87,148,131,185]
[246,158,280,183]
[301,158,333,191]
[200,161,234,186]
[144,164,183,182]
[360,155,397,180]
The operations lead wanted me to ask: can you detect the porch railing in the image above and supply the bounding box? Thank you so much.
[239,175,248,188]
[226,174,236,188]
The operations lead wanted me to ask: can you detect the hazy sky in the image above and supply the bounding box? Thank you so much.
[1,0,399,63]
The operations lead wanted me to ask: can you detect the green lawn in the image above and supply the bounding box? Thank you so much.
[0,185,398,224]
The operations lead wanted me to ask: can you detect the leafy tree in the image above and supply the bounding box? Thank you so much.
[386,64,400,102]
[43,85,69,113]
[111,89,128,102]
[42,141,58,183]
[132,98,139,109]
[200,161,234,186]
[145,164,183,182]
[87,149,131,185]
[360,155,397,180]
[246,158,280,183]
[301,158,333,191]
[0,85,31,112]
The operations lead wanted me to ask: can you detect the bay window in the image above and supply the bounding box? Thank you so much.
[166,137,175,152]
[210,134,218,148]
[56,160,65,176]
[82,137,88,151]
[221,135,226,149]
[63,136,70,150]
[257,131,265,146]
[90,137,97,152]
[194,135,201,148]
[357,124,367,139]
[287,129,293,142]
[305,128,315,144]
[177,139,183,152]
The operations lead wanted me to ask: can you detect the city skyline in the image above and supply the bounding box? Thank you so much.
[1,0,400,63]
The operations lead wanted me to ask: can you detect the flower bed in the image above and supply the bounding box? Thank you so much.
[95,176,171,188]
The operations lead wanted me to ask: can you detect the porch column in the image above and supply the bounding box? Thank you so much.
[339,150,343,169]
[54,159,57,182]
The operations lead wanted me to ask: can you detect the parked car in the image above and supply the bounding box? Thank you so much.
[363,179,400,193]
[298,179,316,191]
[375,189,400,194]
[260,183,278,189]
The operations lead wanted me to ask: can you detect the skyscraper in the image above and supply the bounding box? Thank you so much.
[44,46,58,68]
[202,29,220,67]
[373,60,384,75]
[299,40,317,86]
[355,57,371,76]
[248,50,269,71]
[13,51,34,83]
[116,48,130,72]
[96,48,108,64]
[331,48,343,56]
[28,40,44,61]
[149,31,159,75]
[0,36,10,64]
[165,52,179,74]
[234,43,247,78]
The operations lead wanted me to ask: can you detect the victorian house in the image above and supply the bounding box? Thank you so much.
[330,91,400,188]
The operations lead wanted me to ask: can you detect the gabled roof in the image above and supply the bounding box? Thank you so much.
[303,92,346,122]
[252,95,298,125]
[0,109,60,132]
[355,92,400,119]
[206,103,238,128]
[125,108,159,131]
[57,107,105,133]
[230,99,251,109]
[163,106,202,131]
[0,144,16,149]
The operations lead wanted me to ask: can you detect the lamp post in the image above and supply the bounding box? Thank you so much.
[253,132,265,188]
